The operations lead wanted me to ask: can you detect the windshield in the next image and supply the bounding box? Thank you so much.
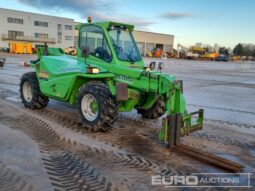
[109,28,141,62]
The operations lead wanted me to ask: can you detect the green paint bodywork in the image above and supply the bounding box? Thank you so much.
[31,21,203,137]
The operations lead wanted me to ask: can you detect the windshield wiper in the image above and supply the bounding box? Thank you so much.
[111,38,136,62]
[125,53,135,62]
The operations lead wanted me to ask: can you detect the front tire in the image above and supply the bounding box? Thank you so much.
[137,97,165,119]
[20,72,49,109]
[77,82,118,132]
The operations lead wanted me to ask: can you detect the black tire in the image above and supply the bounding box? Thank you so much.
[20,72,49,109]
[137,97,165,119]
[77,82,118,132]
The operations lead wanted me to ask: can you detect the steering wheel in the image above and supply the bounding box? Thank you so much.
[113,44,123,53]
[95,47,111,61]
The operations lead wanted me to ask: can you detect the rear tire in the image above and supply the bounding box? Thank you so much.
[20,72,49,109]
[137,97,165,119]
[77,82,118,132]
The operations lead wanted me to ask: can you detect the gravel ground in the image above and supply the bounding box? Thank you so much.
[0,53,254,191]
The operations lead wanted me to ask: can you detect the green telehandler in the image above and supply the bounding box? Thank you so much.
[20,19,204,146]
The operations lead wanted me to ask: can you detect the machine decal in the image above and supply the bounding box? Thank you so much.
[115,74,134,82]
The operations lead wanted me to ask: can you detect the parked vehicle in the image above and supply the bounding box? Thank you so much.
[215,54,230,62]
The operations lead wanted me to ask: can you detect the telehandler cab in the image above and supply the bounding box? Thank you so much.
[20,18,204,145]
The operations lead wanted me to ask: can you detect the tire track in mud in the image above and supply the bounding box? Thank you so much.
[2,96,253,155]
[0,99,190,191]
[117,117,251,191]
[0,103,117,191]
[27,108,191,177]
[188,103,255,116]
[1,99,253,190]
[191,131,255,149]
[18,102,255,180]
[18,103,255,166]
[19,106,205,174]
[41,152,114,191]
[205,119,255,129]
[0,162,35,191]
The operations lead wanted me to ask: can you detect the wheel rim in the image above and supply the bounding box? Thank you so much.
[23,81,33,102]
[81,94,99,121]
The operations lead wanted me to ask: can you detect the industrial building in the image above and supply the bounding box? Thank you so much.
[133,31,174,56]
[0,8,174,55]
[0,8,74,49]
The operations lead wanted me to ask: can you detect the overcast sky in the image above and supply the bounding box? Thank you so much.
[1,0,254,48]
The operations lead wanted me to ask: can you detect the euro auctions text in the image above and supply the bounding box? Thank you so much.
[152,173,253,188]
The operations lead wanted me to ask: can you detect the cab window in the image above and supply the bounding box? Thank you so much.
[80,25,112,62]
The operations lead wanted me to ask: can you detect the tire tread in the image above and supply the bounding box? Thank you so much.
[20,72,49,109]
[77,81,118,132]
[137,97,165,119]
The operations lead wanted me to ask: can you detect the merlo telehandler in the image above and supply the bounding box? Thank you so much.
[20,18,204,145]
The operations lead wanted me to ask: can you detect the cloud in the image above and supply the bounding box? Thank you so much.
[160,12,195,20]
[16,0,155,28]
[16,0,116,19]
[121,17,155,28]
[93,12,155,28]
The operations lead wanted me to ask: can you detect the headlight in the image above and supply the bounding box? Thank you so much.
[87,67,100,74]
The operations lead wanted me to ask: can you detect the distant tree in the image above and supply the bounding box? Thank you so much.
[224,49,230,56]
[218,47,230,56]
[233,43,243,56]
[243,46,252,56]
[218,47,226,55]
[252,49,255,57]
[218,47,223,54]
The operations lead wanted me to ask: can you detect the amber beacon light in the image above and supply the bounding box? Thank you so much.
[87,16,92,23]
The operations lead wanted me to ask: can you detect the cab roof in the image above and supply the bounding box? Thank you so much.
[75,21,134,32]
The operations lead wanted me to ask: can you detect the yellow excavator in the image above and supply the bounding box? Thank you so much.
[200,52,219,61]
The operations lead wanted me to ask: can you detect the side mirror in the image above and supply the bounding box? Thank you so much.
[158,62,165,70]
[149,61,156,70]
[43,42,48,56]
[81,46,90,58]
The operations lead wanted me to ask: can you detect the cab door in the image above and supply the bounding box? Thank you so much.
[79,25,113,67]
